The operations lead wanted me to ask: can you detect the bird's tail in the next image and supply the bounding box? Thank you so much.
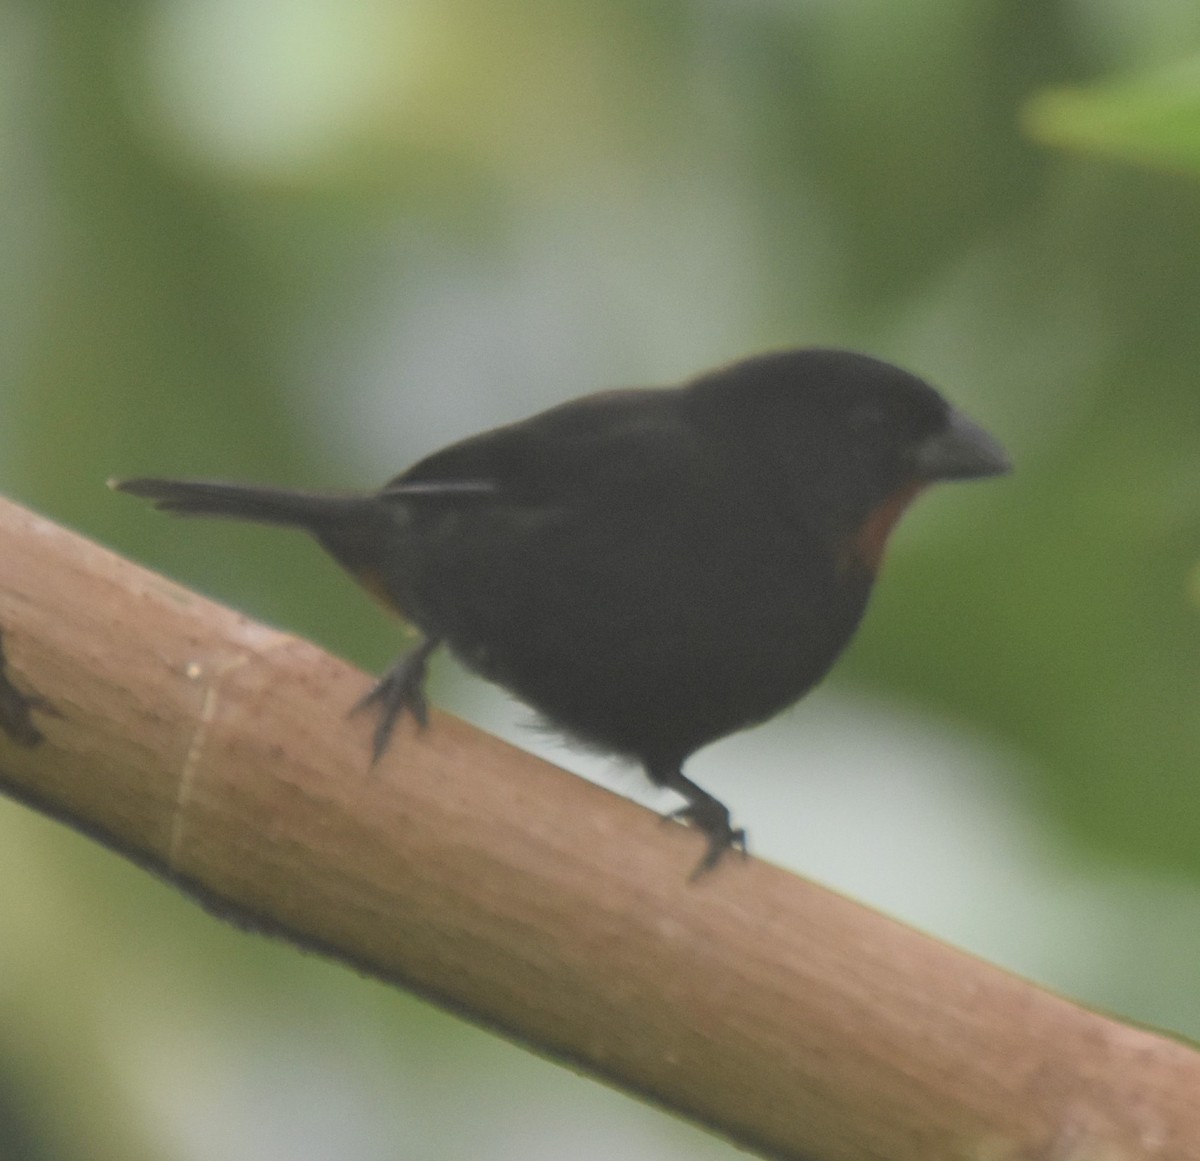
[109,477,377,534]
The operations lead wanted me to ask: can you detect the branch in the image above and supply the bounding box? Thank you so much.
[0,493,1196,1160]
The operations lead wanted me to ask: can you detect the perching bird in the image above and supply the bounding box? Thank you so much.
[113,348,1009,873]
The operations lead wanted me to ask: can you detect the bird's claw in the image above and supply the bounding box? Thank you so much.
[349,639,439,764]
[666,801,748,879]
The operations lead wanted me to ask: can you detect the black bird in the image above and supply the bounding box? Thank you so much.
[113,348,1009,873]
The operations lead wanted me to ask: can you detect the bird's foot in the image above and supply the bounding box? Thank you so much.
[350,638,440,764]
[668,798,748,879]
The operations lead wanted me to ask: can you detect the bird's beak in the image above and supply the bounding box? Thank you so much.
[915,409,1011,481]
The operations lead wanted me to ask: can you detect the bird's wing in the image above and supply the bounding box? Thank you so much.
[379,387,700,507]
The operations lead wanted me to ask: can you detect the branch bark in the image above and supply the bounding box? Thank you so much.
[0,493,1197,1160]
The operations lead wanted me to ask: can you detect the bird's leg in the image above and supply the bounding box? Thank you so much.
[647,762,748,878]
[351,636,441,764]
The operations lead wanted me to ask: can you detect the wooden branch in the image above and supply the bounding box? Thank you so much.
[0,493,1197,1160]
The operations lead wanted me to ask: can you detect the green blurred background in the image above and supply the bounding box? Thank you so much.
[4,0,1200,1157]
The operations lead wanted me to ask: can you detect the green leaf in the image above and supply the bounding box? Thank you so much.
[1024,55,1200,175]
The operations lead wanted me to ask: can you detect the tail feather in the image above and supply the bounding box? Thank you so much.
[109,477,370,532]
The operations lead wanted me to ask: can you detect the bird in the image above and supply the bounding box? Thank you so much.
[112,348,1009,875]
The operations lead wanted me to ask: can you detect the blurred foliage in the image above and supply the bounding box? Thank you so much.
[1027,53,1200,175]
[4,0,1200,1157]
